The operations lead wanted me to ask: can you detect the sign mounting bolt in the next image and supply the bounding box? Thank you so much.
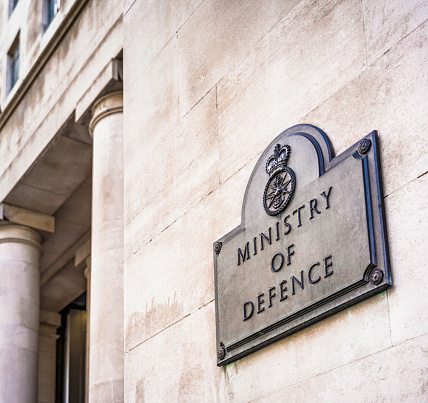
[217,346,226,360]
[371,269,384,285]
[214,242,222,255]
[358,139,371,155]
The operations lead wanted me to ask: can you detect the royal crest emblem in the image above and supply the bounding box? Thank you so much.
[263,144,296,215]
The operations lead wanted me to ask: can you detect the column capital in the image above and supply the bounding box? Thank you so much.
[0,223,43,253]
[89,91,123,138]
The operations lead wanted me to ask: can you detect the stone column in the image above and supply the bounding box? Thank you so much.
[0,224,43,403]
[84,257,91,403]
[88,91,124,402]
[38,310,61,403]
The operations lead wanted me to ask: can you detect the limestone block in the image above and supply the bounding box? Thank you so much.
[174,89,219,210]
[125,219,183,352]
[362,0,428,65]
[181,156,256,316]
[124,116,179,228]
[386,175,428,344]
[216,0,366,183]
[124,302,222,403]
[124,36,179,174]
[177,0,301,116]
[124,0,202,73]
[124,89,218,257]
[124,190,184,261]
[256,334,428,402]
[302,19,428,197]
[222,293,391,402]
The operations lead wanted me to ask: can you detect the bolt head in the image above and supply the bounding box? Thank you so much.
[358,139,371,155]
[217,347,226,360]
[371,269,384,285]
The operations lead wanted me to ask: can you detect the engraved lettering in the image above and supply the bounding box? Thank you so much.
[237,242,250,266]
[260,228,272,250]
[287,244,295,266]
[321,186,333,209]
[280,280,288,301]
[271,253,284,272]
[308,262,321,284]
[309,198,321,219]
[253,237,257,256]
[257,293,265,313]
[293,205,305,227]
[324,255,333,277]
[268,287,276,308]
[275,221,280,241]
[291,271,304,295]
[283,215,291,235]
[243,301,254,321]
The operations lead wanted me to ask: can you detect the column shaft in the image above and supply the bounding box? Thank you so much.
[0,224,42,403]
[38,310,61,403]
[88,91,124,402]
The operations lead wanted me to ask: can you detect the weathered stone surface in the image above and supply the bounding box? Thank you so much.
[125,303,222,403]
[124,0,202,74]
[177,0,301,116]
[125,219,183,352]
[302,19,428,197]
[386,175,428,344]
[222,292,391,402]
[255,333,428,403]
[216,0,366,183]
[124,89,218,258]
[362,0,428,65]
[124,37,179,175]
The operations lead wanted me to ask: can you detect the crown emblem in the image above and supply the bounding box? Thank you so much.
[265,144,291,176]
[263,143,296,216]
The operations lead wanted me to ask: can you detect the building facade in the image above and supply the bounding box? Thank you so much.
[0,0,427,402]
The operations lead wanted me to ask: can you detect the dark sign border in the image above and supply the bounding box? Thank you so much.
[213,124,392,366]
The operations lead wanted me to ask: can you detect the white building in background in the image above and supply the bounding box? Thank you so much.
[0,0,427,402]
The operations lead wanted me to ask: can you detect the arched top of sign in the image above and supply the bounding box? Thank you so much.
[240,124,335,228]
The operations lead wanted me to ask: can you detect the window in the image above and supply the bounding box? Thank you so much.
[7,35,20,94]
[42,0,60,32]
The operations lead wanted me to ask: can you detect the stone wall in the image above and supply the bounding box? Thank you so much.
[123,0,428,401]
[0,0,122,201]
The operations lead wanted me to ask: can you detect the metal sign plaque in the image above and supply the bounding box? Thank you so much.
[214,124,391,366]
